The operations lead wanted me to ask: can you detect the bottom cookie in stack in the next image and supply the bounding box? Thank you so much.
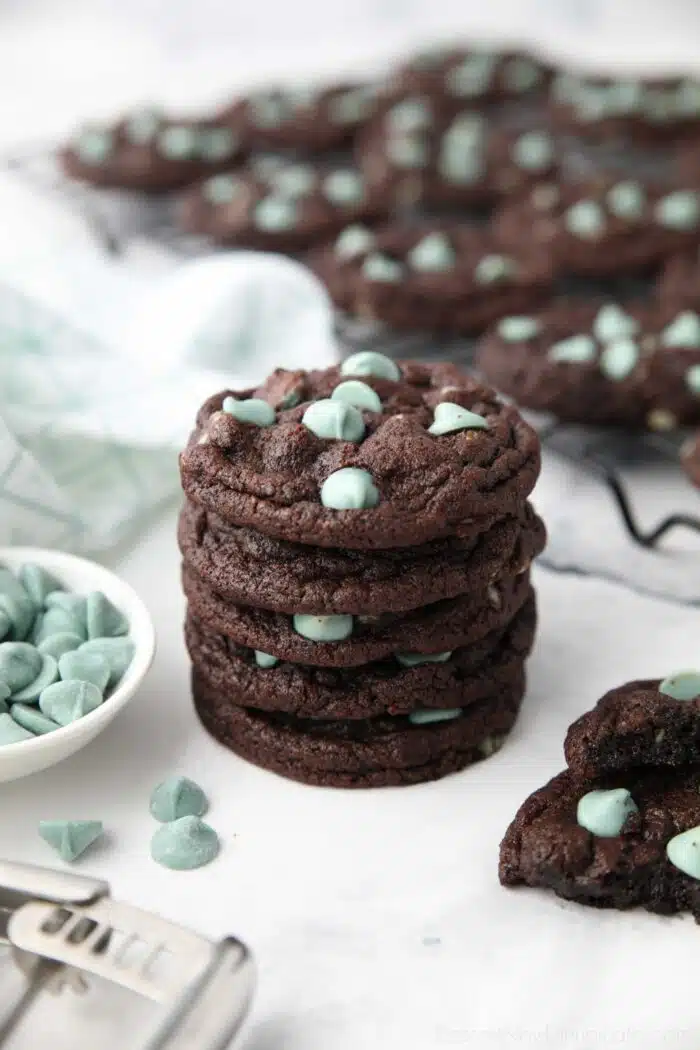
[186,587,537,789]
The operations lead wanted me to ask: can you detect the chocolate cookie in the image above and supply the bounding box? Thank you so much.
[549,71,700,144]
[178,159,389,251]
[565,675,700,779]
[494,177,700,277]
[178,499,545,614]
[223,82,380,152]
[478,299,700,429]
[385,46,551,109]
[193,667,526,788]
[359,98,559,210]
[180,361,542,549]
[183,561,532,668]
[499,764,700,918]
[682,431,700,488]
[185,591,536,719]
[656,250,700,312]
[60,108,245,192]
[308,221,555,333]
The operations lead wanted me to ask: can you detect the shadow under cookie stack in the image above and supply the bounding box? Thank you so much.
[178,352,545,788]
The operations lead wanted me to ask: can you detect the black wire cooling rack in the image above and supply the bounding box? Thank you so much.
[5,141,700,594]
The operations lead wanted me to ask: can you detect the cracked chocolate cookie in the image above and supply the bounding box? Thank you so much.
[478,299,700,429]
[308,221,555,333]
[193,666,526,788]
[61,107,245,192]
[178,159,390,251]
[180,359,542,549]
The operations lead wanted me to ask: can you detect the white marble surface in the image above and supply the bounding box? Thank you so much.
[3,2,700,1048]
[3,513,700,1050]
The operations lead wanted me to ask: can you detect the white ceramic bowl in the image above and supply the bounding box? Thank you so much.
[0,547,156,782]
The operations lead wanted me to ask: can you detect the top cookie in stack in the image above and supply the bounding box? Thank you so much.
[179,354,545,788]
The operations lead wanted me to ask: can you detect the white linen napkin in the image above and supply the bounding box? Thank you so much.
[0,174,337,554]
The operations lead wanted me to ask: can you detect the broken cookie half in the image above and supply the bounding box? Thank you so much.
[500,671,700,918]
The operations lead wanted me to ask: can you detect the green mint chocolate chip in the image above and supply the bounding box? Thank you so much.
[0,712,34,745]
[659,670,700,701]
[158,125,198,160]
[329,86,375,124]
[33,607,86,645]
[661,311,700,348]
[428,402,488,436]
[438,118,484,184]
[150,776,208,823]
[445,53,495,97]
[407,232,455,272]
[254,196,297,232]
[323,170,364,205]
[11,654,58,703]
[606,180,645,220]
[575,83,610,121]
[293,613,354,642]
[643,87,674,123]
[331,380,382,413]
[0,611,10,642]
[503,56,542,92]
[0,642,42,693]
[203,174,243,205]
[75,127,113,165]
[86,592,129,640]
[362,253,403,283]
[549,334,596,364]
[78,638,135,688]
[12,704,58,736]
[396,651,452,668]
[565,199,605,238]
[593,304,639,342]
[576,788,638,837]
[151,815,220,871]
[474,254,516,284]
[302,400,365,442]
[58,650,110,693]
[498,316,541,341]
[198,126,237,162]
[39,680,104,726]
[249,92,287,128]
[513,130,553,171]
[655,190,700,230]
[409,708,461,725]
[667,826,700,879]
[388,98,432,132]
[686,365,700,394]
[18,564,61,607]
[222,397,276,427]
[341,351,401,381]
[387,134,429,169]
[0,682,9,704]
[0,592,34,642]
[39,820,104,863]
[270,164,315,197]
[599,338,639,381]
[320,468,379,510]
[676,79,700,116]
[608,79,643,115]
[254,651,279,669]
[125,107,161,145]
[335,225,374,259]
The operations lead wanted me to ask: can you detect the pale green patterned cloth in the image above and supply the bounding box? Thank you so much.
[0,177,336,554]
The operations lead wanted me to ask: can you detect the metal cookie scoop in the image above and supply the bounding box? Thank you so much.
[0,859,255,1049]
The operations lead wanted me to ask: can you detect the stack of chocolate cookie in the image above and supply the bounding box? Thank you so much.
[178,353,545,788]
